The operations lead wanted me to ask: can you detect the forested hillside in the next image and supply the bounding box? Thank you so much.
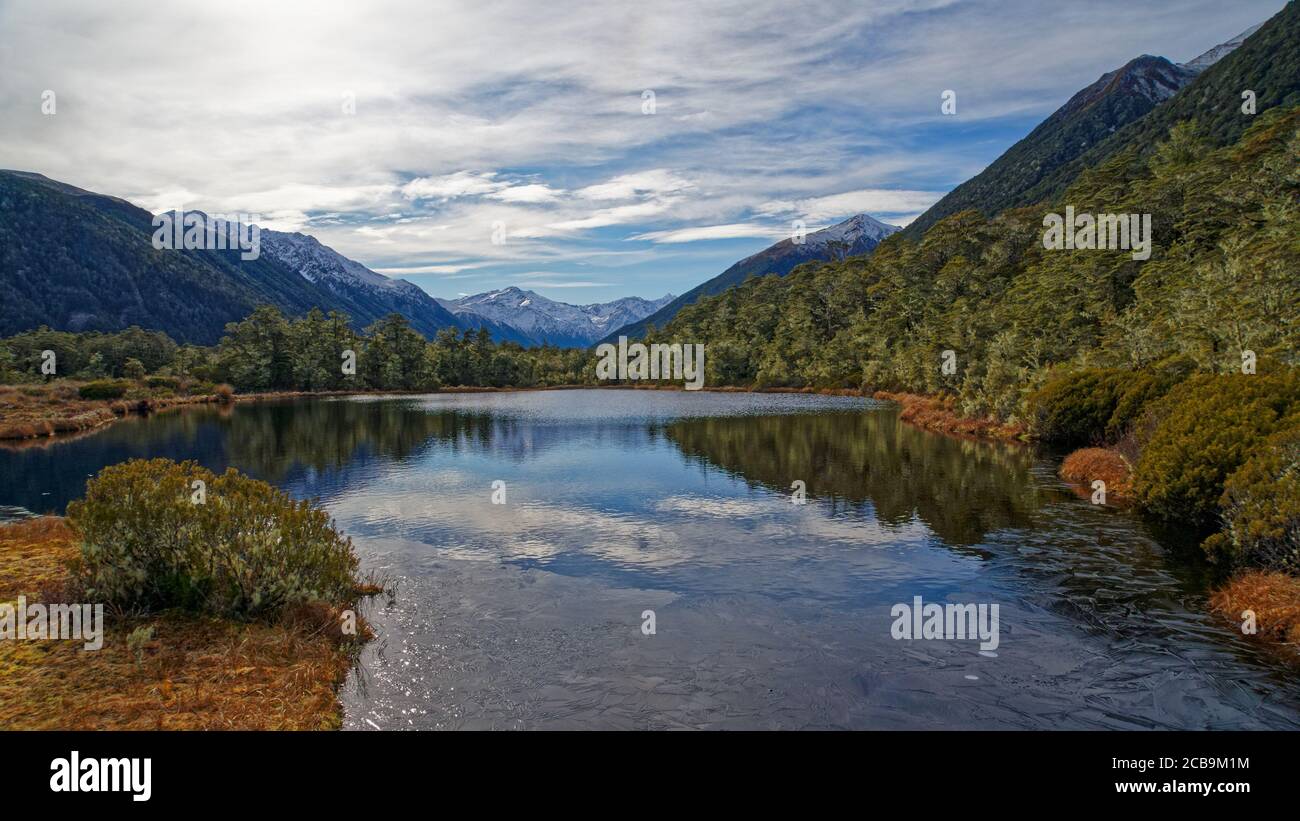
[0,171,461,345]
[659,105,1299,420]
[903,1,1300,237]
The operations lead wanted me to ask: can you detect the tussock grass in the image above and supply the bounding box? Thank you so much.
[0,516,371,730]
[0,381,226,441]
[1210,571,1300,647]
[1060,447,1133,497]
[874,391,1026,441]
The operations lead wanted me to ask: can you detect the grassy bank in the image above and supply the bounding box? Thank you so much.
[1,379,1010,444]
[0,381,233,441]
[871,391,1026,442]
[0,466,377,729]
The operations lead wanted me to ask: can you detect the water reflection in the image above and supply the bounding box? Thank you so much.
[661,413,1039,547]
[1,390,1298,729]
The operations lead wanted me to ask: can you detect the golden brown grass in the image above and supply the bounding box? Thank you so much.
[0,382,226,441]
[873,391,1026,441]
[0,516,364,730]
[1060,447,1133,497]
[1210,571,1300,647]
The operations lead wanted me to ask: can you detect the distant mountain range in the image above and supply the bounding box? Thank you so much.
[439,287,675,348]
[0,168,894,348]
[0,170,657,348]
[605,213,899,342]
[900,19,1275,238]
[0,170,458,345]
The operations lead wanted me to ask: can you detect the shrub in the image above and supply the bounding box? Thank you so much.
[1132,372,1300,526]
[1104,370,1182,443]
[77,380,130,400]
[66,459,360,617]
[1027,368,1135,446]
[145,375,181,391]
[122,358,147,381]
[1028,364,1188,446]
[214,383,235,403]
[1203,429,1300,572]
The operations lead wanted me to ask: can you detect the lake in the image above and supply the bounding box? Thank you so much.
[2,389,1298,729]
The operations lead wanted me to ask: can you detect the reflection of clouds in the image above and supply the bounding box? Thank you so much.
[654,494,778,518]
[328,475,953,594]
[655,492,930,549]
[329,487,694,568]
[310,391,982,598]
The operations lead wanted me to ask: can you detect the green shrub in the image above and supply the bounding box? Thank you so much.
[145,375,181,391]
[1132,372,1300,526]
[1027,368,1148,445]
[77,380,130,400]
[122,358,147,381]
[1203,428,1300,573]
[66,458,360,617]
[1104,370,1182,442]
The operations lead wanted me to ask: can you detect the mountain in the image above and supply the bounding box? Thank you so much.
[1179,22,1263,72]
[604,213,899,343]
[1055,4,1299,178]
[256,229,462,339]
[438,287,675,348]
[903,6,1296,239]
[901,56,1196,238]
[0,170,463,345]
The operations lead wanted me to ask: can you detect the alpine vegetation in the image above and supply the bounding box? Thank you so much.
[1041,206,1152,260]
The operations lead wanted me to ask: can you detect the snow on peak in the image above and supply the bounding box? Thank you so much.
[804,213,900,247]
[1180,22,1263,72]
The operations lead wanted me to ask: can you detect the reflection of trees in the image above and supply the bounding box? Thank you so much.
[217,400,505,479]
[217,400,659,478]
[659,409,1040,546]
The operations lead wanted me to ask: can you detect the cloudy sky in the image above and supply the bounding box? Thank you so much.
[0,0,1282,303]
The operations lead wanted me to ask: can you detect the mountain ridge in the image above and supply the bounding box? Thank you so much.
[439,287,675,348]
[899,12,1281,239]
[603,213,899,343]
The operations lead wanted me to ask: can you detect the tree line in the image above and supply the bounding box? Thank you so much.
[0,307,597,391]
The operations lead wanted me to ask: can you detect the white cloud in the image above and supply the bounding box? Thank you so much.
[630,223,783,244]
[402,172,504,201]
[760,189,944,221]
[487,183,564,204]
[576,169,694,201]
[0,0,1279,299]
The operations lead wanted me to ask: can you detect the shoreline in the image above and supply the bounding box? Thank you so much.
[1,379,1028,446]
[0,516,369,730]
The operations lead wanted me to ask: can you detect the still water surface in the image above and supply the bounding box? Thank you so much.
[1,390,1297,729]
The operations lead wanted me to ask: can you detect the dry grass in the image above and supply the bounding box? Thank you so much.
[873,391,1026,441]
[0,517,78,603]
[1060,447,1133,497]
[0,516,364,730]
[0,382,224,441]
[1210,571,1300,647]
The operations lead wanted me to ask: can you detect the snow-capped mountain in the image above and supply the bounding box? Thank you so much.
[901,16,1268,240]
[605,213,900,342]
[257,228,462,338]
[438,287,675,348]
[1180,23,1264,73]
[797,213,899,255]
